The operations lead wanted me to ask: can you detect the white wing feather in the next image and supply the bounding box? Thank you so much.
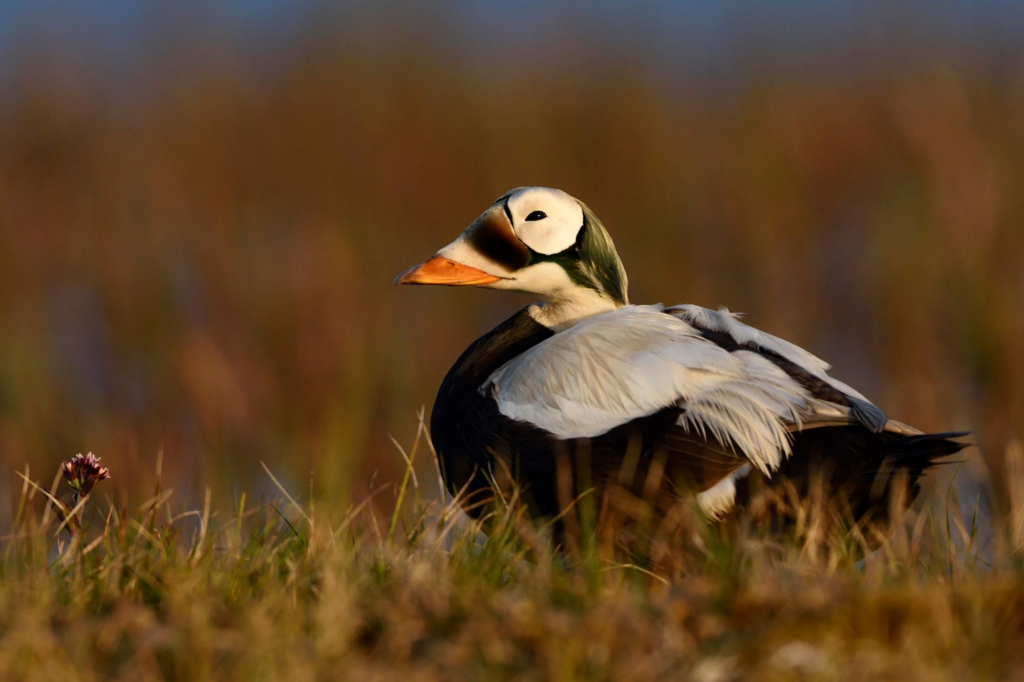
[483,305,816,474]
[668,304,873,401]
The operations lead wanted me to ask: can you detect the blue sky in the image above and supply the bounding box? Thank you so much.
[1,0,1022,81]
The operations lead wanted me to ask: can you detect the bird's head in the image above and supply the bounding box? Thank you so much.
[395,187,628,327]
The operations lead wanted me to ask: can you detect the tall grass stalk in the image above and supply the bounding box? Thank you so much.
[0,434,1021,680]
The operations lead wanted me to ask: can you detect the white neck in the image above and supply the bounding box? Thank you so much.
[528,288,622,331]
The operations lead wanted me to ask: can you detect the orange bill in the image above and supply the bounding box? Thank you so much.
[394,256,503,286]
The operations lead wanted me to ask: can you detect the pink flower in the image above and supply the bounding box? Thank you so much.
[62,453,111,497]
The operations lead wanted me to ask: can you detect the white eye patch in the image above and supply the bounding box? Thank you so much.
[507,187,584,255]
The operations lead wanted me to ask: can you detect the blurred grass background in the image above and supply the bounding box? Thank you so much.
[0,1,1022,526]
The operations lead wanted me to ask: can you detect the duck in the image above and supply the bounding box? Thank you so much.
[395,187,967,527]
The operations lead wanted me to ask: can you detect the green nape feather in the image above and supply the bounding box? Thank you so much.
[521,198,629,306]
[574,201,629,305]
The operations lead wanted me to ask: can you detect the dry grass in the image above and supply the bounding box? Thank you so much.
[1,429,1022,682]
[1,9,1023,680]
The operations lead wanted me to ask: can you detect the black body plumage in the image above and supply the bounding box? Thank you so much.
[430,306,968,527]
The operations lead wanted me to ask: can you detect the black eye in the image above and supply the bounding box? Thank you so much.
[525,210,547,221]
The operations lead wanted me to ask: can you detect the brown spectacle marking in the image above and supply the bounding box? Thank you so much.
[466,207,531,271]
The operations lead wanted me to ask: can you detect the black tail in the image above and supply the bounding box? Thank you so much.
[735,426,971,524]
